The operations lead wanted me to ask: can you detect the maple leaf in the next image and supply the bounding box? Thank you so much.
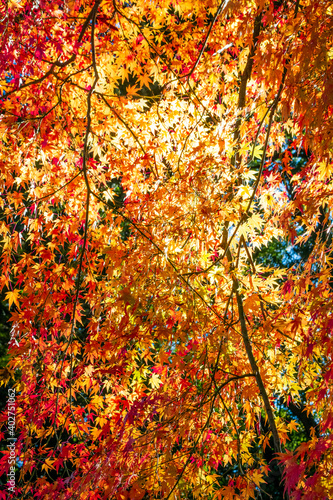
[5,290,20,309]
[138,73,153,89]
[150,372,162,389]
[42,458,55,472]
[125,84,140,97]
[251,469,264,487]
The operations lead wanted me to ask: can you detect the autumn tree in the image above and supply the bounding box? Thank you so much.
[1,0,333,499]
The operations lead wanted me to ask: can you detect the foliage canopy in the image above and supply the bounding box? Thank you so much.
[0,0,333,498]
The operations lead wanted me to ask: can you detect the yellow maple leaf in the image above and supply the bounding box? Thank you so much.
[138,72,153,89]
[126,84,140,97]
[252,470,264,486]
[288,420,298,432]
[42,458,55,472]
[150,372,162,389]
[5,289,20,309]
